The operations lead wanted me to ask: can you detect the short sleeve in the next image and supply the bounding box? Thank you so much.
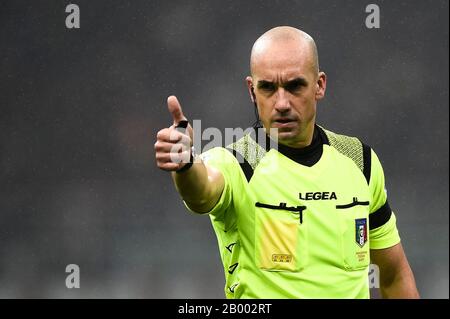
[368,149,401,249]
[182,147,244,230]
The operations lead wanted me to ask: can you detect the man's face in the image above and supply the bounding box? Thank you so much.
[248,40,326,148]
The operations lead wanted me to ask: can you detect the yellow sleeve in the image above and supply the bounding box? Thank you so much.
[183,147,244,231]
[368,149,401,249]
[370,211,401,249]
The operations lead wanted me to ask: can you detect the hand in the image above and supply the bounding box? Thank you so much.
[155,96,194,171]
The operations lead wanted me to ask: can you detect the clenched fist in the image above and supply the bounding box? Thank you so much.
[155,96,194,172]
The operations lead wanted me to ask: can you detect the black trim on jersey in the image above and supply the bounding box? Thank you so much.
[255,202,306,213]
[250,126,272,153]
[226,148,254,182]
[248,124,327,168]
[228,263,238,274]
[225,243,236,253]
[275,126,324,167]
[362,143,372,184]
[228,283,238,293]
[369,200,392,230]
[316,125,330,145]
[336,197,370,209]
[256,202,307,224]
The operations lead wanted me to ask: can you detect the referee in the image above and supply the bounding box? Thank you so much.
[155,26,419,298]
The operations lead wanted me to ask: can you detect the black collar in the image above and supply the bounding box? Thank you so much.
[253,124,328,167]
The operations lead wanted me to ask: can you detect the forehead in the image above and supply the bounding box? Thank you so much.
[252,42,314,81]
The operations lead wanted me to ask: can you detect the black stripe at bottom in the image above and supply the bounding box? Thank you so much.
[369,201,392,230]
[226,148,254,182]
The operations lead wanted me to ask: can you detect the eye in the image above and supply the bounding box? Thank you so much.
[284,79,306,93]
[258,82,276,92]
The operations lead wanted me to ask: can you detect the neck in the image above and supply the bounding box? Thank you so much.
[277,122,315,149]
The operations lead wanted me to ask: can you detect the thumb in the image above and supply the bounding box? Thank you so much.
[167,95,187,124]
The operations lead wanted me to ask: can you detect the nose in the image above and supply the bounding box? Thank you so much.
[274,88,291,113]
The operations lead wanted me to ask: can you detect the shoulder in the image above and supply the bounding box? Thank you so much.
[319,125,373,184]
[199,146,237,166]
[226,132,267,170]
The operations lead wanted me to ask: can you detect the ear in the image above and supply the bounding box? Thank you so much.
[315,72,327,100]
[246,76,256,103]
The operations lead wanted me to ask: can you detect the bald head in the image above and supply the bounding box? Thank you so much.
[250,26,319,77]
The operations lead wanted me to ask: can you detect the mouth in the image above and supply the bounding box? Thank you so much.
[273,118,297,128]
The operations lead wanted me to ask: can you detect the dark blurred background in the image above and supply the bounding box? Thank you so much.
[0,0,448,298]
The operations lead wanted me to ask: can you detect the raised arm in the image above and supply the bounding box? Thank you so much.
[370,243,420,298]
[154,96,224,213]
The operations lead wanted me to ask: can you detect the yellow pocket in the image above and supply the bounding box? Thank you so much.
[255,205,308,272]
[337,205,370,271]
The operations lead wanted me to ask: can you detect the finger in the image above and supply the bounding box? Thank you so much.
[167,95,186,124]
[157,162,182,172]
[155,145,190,165]
[155,152,174,163]
[156,128,172,142]
[157,128,185,143]
[156,150,190,164]
[154,141,181,153]
[169,150,191,164]
[168,129,191,144]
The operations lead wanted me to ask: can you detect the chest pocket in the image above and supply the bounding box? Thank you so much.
[254,202,308,272]
[336,198,370,271]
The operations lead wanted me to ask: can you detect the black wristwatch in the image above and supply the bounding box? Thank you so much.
[174,120,194,173]
[176,146,195,173]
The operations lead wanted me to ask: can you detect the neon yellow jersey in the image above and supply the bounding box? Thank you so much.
[184,125,400,299]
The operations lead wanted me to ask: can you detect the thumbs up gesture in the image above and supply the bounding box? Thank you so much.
[155,96,194,172]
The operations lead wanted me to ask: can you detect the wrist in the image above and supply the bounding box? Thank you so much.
[176,146,196,173]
